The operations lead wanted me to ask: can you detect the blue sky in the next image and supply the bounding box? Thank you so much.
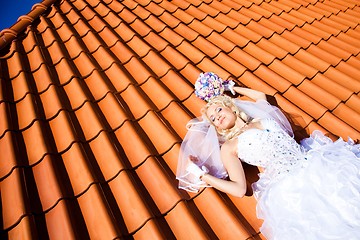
[0,0,41,31]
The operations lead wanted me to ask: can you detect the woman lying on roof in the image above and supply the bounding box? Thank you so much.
[177,72,360,240]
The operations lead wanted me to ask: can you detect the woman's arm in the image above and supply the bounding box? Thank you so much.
[201,139,247,197]
[233,86,266,101]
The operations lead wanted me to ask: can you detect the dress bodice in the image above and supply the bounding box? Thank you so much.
[237,119,307,176]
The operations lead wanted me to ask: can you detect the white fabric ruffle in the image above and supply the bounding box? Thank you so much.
[253,131,360,239]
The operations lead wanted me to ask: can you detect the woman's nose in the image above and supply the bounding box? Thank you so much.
[216,113,221,120]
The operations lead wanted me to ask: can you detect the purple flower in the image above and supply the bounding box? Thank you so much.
[194,72,225,101]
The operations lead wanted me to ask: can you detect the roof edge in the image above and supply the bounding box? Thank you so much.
[0,0,59,53]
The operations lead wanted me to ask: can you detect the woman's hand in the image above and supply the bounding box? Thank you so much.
[186,162,208,179]
[186,156,208,180]
[197,139,247,198]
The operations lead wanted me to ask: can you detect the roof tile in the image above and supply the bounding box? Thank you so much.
[268,14,297,30]
[318,112,360,140]
[268,34,301,54]
[315,2,341,14]
[332,103,360,132]
[253,65,292,93]
[294,49,330,72]
[268,59,306,85]
[289,8,317,23]
[16,95,38,130]
[11,73,30,102]
[193,35,222,57]
[297,79,341,110]
[213,52,247,76]
[109,172,155,232]
[298,5,326,20]
[31,155,63,209]
[75,103,105,140]
[207,1,233,14]
[193,190,255,239]
[176,40,206,64]
[335,60,360,82]
[77,186,119,239]
[136,157,181,210]
[89,132,125,178]
[279,11,306,27]
[1,0,359,238]
[228,46,262,71]
[233,24,263,43]
[283,86,327,119]
[48,111,76,152]
[257,18,286,34]
[325,0,352,11]
[247,20,276,38]
[163,201,209,239]
[345,94,360,114]
[226,9,252,25]
[0,133,16,179]
[40,85,63,119]
[2,170,28,230]
[256,38,288,59]
[114,122,152,167]
[316,40,352,59]
[274,94,314,125]
[249,3,274,18]
[302,22,334,39]
[139,76,174,109]
[282,54,319,78]
[132,220,169,239]
[337,32,360,48]
[346,55,360,69]
[323,67,360,92]
[327,36,360,55]
[307,2,332,16]
[238,71,278,96]
[311,73,353,101]
[329,14,358,28]
[123,58,152,84]
[238,6,263,21]
[259,1,284,15]
[46,200,79,239]
[160,70,195,100]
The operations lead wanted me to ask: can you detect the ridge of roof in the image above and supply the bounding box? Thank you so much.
[0,0,59,54]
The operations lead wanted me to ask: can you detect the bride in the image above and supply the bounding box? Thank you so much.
[177,72,360,239]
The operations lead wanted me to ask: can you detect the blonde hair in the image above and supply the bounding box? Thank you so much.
[201,95,251,141]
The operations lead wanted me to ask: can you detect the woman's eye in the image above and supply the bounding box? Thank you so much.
[217,107,222,113]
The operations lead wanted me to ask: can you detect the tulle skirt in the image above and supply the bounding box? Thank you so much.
[253,131,360,240]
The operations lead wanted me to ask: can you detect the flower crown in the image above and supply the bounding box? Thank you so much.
[194,72,235,101]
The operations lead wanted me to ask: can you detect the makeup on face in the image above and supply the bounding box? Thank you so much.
[207,104,237,130]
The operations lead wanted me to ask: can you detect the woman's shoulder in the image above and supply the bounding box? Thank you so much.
[222,137,239,154]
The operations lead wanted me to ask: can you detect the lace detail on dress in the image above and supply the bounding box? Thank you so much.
[237,119,307,177]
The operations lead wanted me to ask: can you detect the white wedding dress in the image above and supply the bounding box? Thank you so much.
[237,119,360,240]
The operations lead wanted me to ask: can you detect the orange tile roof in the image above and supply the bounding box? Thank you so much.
[0,0,359,239]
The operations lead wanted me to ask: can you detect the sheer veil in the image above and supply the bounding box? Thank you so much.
[176,98,294,193]
[176,117,228,192]
[234,99,293,137]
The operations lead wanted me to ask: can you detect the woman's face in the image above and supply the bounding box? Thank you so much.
[206,104,238,130]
